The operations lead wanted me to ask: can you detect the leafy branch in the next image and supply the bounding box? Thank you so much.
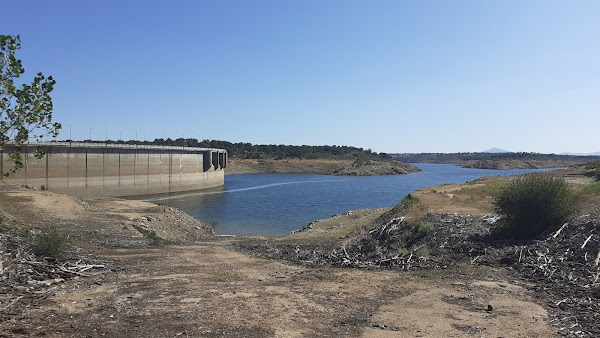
[1,35,61,176]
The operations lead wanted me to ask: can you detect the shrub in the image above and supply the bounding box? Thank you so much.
[412,222,433,238]
[493,173,578,239]
[133,225,173,244]
[415,245,430,257]
[390,240,409,256]
[30,229,68,259]
[401,193,420,207]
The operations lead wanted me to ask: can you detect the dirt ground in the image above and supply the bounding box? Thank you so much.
[0,184,559,337]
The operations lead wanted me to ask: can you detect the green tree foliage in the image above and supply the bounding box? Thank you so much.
[96,137,391,161]
[493,173,579,239]
[1,35,61,175]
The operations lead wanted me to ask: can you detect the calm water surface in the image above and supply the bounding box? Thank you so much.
[142,163,546,235]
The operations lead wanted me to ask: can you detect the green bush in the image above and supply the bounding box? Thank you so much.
[493,173,578,239]
[30,229,68,259]
[133,225,173,244]
[401,193,420,207]
[412,222,433,238]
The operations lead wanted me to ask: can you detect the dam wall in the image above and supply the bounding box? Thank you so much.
[0,143,227,198]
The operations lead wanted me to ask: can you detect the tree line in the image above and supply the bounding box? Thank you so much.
[72,138,392,160]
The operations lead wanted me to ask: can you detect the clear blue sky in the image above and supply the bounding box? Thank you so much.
[3,1,599,153]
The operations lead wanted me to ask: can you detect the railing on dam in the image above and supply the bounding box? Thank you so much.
[1,142,227,198]
[16,141,219,153]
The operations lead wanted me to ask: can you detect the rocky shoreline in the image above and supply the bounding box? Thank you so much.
[462,158,583,170]
[225,158,420,176]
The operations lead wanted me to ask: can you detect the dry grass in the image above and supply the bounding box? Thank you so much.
[282,208,390,244]
[575,182,600,214]
[411,176,509,216]
[414,171,600,217]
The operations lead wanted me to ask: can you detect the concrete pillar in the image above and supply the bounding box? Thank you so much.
[85,149,88,189]
[218,152,224,169]
[67,146,70,191]
[212,151,218,170]
[203,151,212,172]
[117,150,121,187]
[24,146,28,185]
[45,149,49,190]
[168,152,173,193]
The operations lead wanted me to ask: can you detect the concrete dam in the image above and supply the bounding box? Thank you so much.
[0,142,227,198]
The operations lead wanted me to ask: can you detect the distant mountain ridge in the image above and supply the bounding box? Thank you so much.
[390,151,600,169]
[561,152,600,156]
[483,148,600,156]
[483,148,510,153]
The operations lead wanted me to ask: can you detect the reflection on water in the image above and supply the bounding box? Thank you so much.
[137,163,549,236]
[142,178,342,201]
[137,184,227,201]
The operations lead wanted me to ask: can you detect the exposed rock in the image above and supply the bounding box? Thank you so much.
[332,159,419,176]
[463,159,579,170]
[226,158,419,176]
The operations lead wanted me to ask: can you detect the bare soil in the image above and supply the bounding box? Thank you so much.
[0,183,563,337]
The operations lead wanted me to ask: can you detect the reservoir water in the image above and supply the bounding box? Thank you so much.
[142,163,547,236]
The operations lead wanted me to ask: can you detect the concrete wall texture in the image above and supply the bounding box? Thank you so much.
[1,143,227,198]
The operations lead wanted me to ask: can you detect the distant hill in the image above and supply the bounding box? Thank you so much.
[561,152,600,156]
[483,148,510,153]
[390,152,600,169]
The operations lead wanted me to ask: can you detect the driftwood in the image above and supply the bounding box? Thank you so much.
[553,223,570,238]
[1,228,110,317]
[581,234,593,249]
[503,215,600,337]
[238,212,600,337]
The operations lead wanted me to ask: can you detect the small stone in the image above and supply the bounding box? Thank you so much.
[486,304,493,312]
